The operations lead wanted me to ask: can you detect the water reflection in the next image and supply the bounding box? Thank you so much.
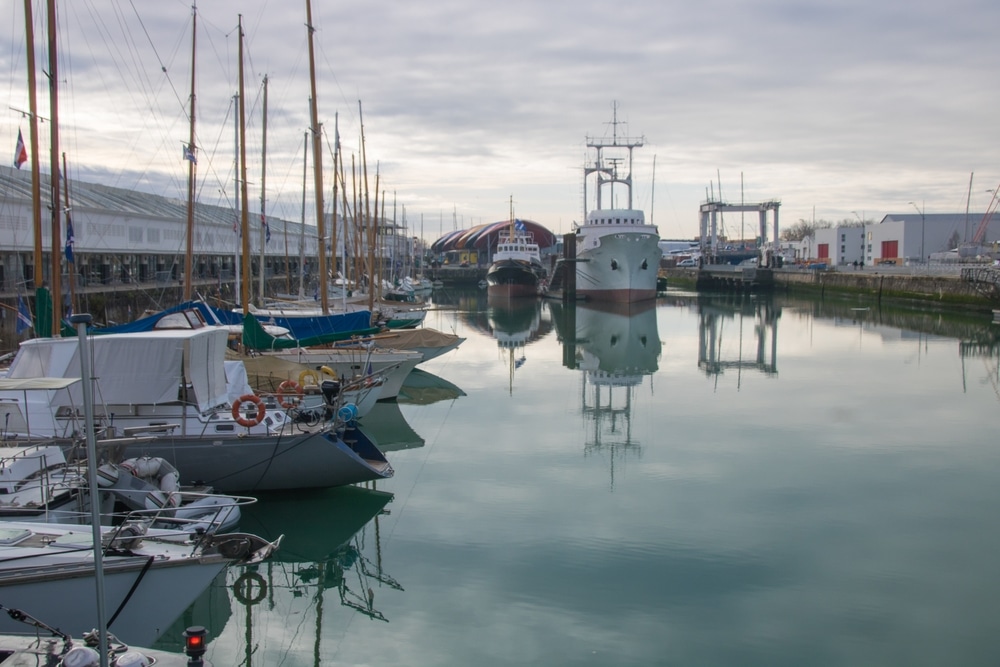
[397,368,467,405]
[696,296,779,384]
[474,297,551,393]
[552,301,661,487]
[361,401,425,451]
[154,486,397,665]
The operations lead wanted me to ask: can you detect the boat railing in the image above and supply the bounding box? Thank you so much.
[94,492,258,549]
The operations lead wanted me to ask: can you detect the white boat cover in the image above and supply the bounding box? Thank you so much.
[5,329,230,412]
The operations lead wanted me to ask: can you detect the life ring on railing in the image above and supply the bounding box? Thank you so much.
[298,369,320,388]
[319,365,338,380]
[233,571,267,606]
[276,380,303,408]
[232,394,266,427]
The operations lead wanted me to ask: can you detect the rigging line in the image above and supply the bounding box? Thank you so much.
[125,0,187,114]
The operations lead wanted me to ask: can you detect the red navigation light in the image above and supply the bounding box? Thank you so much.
[182,625,207,662]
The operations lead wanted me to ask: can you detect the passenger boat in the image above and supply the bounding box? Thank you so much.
[575,104,662,302]
[486,218,547,298]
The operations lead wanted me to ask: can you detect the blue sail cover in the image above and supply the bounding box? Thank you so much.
[92,300,374,340]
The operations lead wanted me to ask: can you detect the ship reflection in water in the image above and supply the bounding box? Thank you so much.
[154,485,398,665]
[478,297,551,393]
[552,300,661,487]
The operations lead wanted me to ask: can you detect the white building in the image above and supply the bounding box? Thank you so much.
[813,226,864,266]
[864,213,998,265]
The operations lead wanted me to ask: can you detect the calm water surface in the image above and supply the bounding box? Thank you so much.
[155,289,1000,666]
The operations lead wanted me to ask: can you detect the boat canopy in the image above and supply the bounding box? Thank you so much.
[6,328,230,412]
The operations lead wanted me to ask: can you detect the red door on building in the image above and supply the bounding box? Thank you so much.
[817,244,829,259]
[881,240,898,259]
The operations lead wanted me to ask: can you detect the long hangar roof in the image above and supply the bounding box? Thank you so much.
[431,220,557,253]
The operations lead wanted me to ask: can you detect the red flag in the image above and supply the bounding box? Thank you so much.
[13,130,27,170]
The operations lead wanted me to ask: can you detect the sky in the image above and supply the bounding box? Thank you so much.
[2,0,999,244]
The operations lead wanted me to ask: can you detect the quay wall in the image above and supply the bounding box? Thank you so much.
[664,268,1000,312]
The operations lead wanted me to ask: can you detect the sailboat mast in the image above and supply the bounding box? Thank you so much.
[305,0,329,314]
[232,93,240,303]
[259,73,268,306]
[299,130,307,299]
[46,0,62,335]
[238,15,250,314]
[331,112,339,292]
[183,2,197,301]
[23,0,42,290]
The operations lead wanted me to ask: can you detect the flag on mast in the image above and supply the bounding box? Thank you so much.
[13,130,27,169]
[261,213,270,243]
[65,215,75,263]
[15,293,32,335]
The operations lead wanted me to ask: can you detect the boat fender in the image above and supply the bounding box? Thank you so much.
[232,394,266,428]
[277,380,303,408]
[298,369,320,388]
[61,645,101,667]
[319,365,338,379]
[111,651,150,667]
[233,570,267,605]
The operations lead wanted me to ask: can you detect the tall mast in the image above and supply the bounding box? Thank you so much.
[305,0,328,314]
[298,130,307,299]
[232,92,240,303]
[23,0,42,291]
[237,15,250,314]
[183,2,197,301]
[46,0,62,335]
[258,73,268,306]
[331,112,339,293]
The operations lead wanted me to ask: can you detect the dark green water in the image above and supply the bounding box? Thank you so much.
[156,290,1000,666]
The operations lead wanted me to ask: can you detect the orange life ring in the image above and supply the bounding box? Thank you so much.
[276,380,303,408]
[232,394,266,427]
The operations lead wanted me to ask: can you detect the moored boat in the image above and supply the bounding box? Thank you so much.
[575,104,662,302]
[486,219,547,298]
[0,328,394,493]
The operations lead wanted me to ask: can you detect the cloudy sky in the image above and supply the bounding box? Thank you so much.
[3,0,999,243]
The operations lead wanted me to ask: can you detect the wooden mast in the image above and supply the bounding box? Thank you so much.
[305,0,329,314]
[258,73,268,306]
[22,0,42,291]
[46,0,62,335]
[359,100,373,311]
[330,112,339,292]
[183,2,197,301]
[237,15,250,315]
[298,130,307,299]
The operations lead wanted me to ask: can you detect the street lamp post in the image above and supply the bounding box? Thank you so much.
[908,201,925,262]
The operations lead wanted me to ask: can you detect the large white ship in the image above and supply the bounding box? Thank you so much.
[575,105,661,302]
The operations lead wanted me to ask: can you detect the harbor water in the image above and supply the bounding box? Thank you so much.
[154,288,1000,666]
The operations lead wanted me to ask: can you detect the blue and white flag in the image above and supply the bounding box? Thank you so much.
[16,294,31,335]
[65,215,75,264]
[183,144,197,165]
[261,214,270,243]
[514,219,526,232]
